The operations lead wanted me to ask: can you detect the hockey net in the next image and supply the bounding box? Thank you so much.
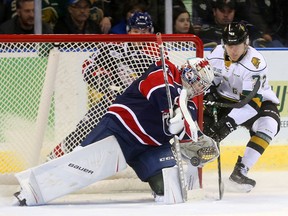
[0,34,204,192]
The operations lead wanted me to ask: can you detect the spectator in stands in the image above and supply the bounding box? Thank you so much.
[248,0,285,47]
[54,0,102,34]
[89,2,104,30]
[233,0,251,22]
[192,0,251,27]
[90,0,113,34]
[0,0,16,22]
[198,0,262,48]
[0,0,82,31]
[109,1,147,34]
[278,0,288,46]
[42,0,68,30]
[96,0,148,34]
[0,1,5,24]
[146,0,186,33]
[173,6,195,34]
[198,0,237,47]
[126,11,154,34]
[0,0,53,34]
[1,0,67,29]
[192,0,213,27]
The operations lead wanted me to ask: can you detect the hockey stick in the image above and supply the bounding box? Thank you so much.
[204,77,261,108]
[156,33,187,201]
[213,107,224,200]
[179,89,198,142]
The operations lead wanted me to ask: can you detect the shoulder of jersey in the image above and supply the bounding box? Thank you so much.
[240,46,267,71]
[206,45,224,60]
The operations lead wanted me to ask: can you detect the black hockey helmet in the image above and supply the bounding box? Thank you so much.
[222,22,249,45]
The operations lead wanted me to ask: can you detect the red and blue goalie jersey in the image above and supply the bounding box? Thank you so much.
[106,60,199,146]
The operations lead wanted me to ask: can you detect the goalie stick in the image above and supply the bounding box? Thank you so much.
[179,89,198,142]
[156,33,187,202]
[204,77,261,108]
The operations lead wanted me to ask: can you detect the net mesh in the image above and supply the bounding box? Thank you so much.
[0,35,203,186]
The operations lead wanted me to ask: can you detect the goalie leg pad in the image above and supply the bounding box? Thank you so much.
[153,166,184,204]
[162,166,184,204]
[15,136,127,206]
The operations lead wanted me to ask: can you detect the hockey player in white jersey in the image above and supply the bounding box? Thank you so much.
[204,22,280,192]
[13,57,218,206]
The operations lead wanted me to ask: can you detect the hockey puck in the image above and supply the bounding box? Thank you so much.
[190,156,200,166]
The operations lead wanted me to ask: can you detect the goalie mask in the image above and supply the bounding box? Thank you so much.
[180,58,214,97]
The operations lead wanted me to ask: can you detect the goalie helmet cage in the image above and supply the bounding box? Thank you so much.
[0,34,203,190]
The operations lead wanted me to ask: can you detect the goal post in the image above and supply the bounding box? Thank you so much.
[0,34,204,188]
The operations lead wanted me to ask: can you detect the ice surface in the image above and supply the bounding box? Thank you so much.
[0,171,287,216]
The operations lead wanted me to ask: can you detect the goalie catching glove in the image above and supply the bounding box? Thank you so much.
[180,134,219,167]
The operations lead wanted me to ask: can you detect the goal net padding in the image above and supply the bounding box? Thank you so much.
[0,34,204,192]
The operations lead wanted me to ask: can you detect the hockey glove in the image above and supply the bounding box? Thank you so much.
[203,85,220,116]
[180,135,219,167]
[208,116,237,142]
[204,85,220,102]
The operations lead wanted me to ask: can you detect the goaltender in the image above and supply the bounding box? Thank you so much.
[14,57,218,205]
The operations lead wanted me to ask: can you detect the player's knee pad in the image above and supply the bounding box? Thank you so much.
[147,172,164,195]
[248,106,280,155]
[252,116,279,139]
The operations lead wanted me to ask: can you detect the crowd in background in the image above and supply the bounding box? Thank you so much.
[0,0,287,47]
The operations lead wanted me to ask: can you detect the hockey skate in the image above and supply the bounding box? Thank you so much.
[12,180,44,206]
[13,191,27,206]
[229,156,256,193]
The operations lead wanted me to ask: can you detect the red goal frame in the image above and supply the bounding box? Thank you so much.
[0,34,204,188]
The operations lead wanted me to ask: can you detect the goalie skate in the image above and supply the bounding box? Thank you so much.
[13,191,27,206]
[13,184,43,206]
[13,167,45,206]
